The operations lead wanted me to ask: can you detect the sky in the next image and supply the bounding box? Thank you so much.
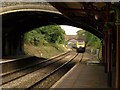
[60,25,82,35]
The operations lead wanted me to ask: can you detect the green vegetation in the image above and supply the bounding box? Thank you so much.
[24,25,67,58]
[24,24,65,45]
[24,43,67,58]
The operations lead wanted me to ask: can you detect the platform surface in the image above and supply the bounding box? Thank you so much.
[51,62,108,88]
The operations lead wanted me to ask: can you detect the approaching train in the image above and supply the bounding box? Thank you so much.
[75,40,86,53]
[67,39,86,53]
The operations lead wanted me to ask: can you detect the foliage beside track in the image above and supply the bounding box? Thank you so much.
[24,25,65,46]
[23,25,67,58]
[24,43,67,58]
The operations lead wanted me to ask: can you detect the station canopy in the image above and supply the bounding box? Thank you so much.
[50,2,114,39]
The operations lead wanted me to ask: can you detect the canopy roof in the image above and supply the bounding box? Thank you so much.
[50,2,113,38]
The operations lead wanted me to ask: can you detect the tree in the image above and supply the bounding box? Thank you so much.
[24,24,66,45]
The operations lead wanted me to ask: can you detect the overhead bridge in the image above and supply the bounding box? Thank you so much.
[1,3,73,57]
[1,2,120,89]
[1,2,104,57]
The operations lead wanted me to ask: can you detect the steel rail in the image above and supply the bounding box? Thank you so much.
[1,51,70,85]
[26,53,79,89]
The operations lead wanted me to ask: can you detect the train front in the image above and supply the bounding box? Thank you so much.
[76,40,86,53]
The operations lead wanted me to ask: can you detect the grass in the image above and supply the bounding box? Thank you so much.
[24,43,67,59]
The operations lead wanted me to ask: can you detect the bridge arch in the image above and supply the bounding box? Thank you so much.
[1,4,102,37]
[1,4,102,57]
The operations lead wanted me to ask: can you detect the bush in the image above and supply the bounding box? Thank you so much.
[24,25,65,46]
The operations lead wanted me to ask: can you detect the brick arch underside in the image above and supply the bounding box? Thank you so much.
[2,10,102,57]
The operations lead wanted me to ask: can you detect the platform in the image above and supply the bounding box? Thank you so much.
[51,62,108,88]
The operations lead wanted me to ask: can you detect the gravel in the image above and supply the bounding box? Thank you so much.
[1,53,76,88]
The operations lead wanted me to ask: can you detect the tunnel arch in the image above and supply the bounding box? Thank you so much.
[1,5,102,38]
[1,5,103,57]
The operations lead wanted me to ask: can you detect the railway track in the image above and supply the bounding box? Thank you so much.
[1,51,70,85]
[1,51,83,89]
[1,51,70,76]
[28,53,83,89]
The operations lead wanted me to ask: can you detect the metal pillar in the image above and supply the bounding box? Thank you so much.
[103,31,108,73]
[103,5,111,74]
[115,7,120,89]
[107,28,112,87]
[115,22,120,89]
